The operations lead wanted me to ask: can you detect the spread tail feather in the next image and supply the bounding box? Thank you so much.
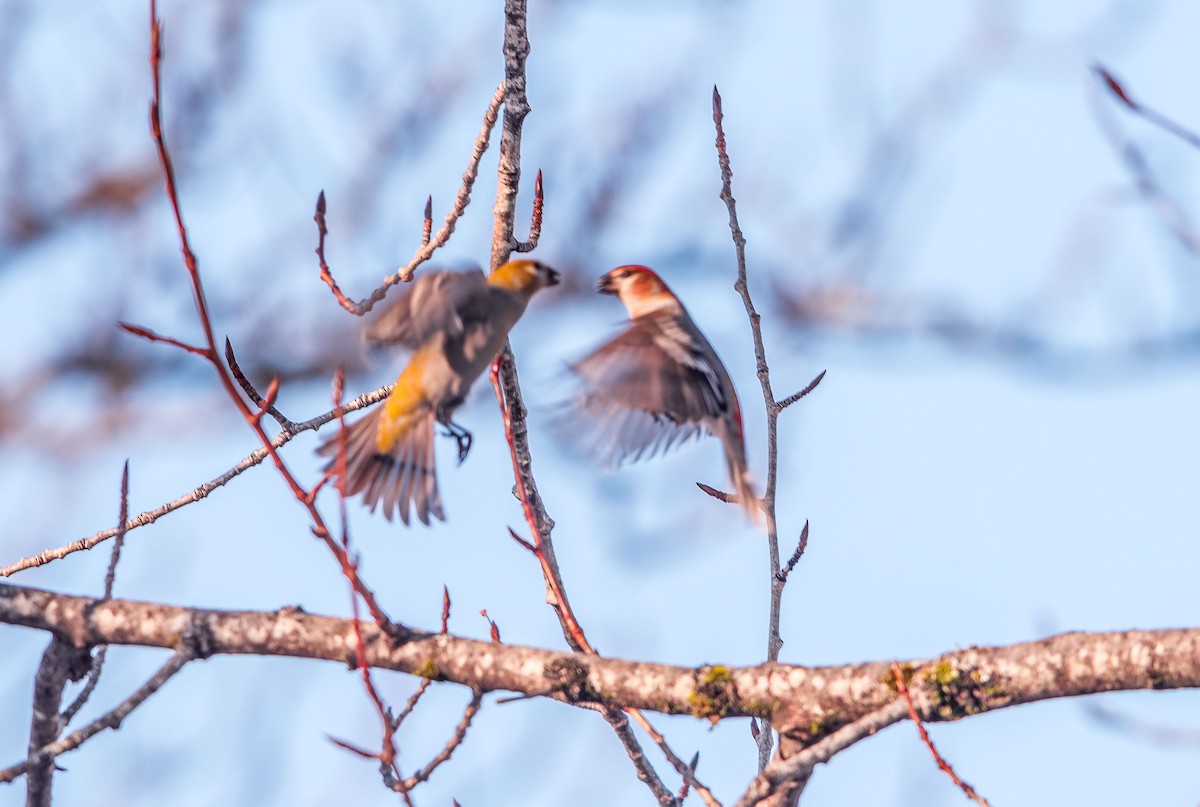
[317,406,444,526]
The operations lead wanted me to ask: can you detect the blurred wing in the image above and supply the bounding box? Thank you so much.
[568,313,727,465]
[363,268,489,348]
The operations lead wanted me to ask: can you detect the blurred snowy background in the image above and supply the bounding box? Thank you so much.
[2,0,1200,804]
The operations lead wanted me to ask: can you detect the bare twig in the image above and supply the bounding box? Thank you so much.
[60,462,132,726]
[513,168,544,253]
[603,707,685,807]
[892,662,992,807]
[480,609,502,644]
[774,521,809,585]
[117,321,208,358]
[145,0,395,632]
[1,383,392,578]
[441,585,451,635]
[422,195,433,246]
[485,4,707,804]
[714,84,825,769]
[225,338,295,432]
[316,82,506,315]
[386,691,484,794]
[1093,64,1200,151]
[774,371,826,413]
[734,700,910,807]
[2,648,192,787]
[326,369,400,780]
[391,680,433,731]
[677,752,700,802]
[1090,64,1200,254]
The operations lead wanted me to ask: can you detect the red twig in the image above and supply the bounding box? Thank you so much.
[315,83,506,315]
[313,191,354,312]
[146,0,395,634]
[422,195,433,246]
[506,526,536,554]
[490,356,590,653]
[513,168,543,253]
[117,321,208,358]
[327,372,400,780]
[1093,64,1200,151]
[441,585,451,635]
[892,662,992,807]
[479,610,502,644]
[327,736,377,760]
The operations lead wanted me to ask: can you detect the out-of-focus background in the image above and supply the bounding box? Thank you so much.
[3,1,1199,804]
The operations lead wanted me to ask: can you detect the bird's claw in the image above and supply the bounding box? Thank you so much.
[439,421,473,465]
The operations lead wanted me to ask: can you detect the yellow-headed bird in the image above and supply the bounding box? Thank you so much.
[318,259,560,525]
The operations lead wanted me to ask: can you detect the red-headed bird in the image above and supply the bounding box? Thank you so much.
[566,264,759,521]
[318,259,560,525]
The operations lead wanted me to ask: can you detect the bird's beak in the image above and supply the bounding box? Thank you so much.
[546,267,561,286]
[596,273,617,295]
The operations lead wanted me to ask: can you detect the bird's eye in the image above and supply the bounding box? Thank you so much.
[618,270,633,279]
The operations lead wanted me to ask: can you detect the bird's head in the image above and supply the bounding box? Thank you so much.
[489,259,561,295]
[597,265,679,318]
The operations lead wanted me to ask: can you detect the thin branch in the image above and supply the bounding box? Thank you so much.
[316,83,506,315]
[2,648,192,787]
[60,461,132,726]
[774,522,808,585]
[1090,64,1200,254]
[713,83,794,770]
[513,168,544,253]
[480,609,502,644]
[602,707,684,807]
[734,701,911,807]
[117,321,209,359]
[677,752,700,803]
[146,0,394,632]
[1093,64,1200,151]
[892,662,992,807]
[421,195,433,246]
[441,585,451,635]
[387,691,484,793]
[774,371,826,413]
[225,338,295,432]
[486,5,699,803]
[0,384,392,578]
[492,355,715,805]
[391,680,433,731]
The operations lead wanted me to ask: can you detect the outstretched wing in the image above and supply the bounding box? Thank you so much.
[363,268,490,349]
[567,311,728,466]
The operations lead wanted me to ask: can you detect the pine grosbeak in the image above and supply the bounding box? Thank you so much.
[566,264,759,521]
[318,259,560,525]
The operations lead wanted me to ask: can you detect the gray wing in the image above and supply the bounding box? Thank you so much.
[363,268,490,348]
[567,312,728,466]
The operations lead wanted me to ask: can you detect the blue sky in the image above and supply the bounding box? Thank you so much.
[2,1,1200,805]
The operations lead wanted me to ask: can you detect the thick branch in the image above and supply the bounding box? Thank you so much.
[5,584,1198,740]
